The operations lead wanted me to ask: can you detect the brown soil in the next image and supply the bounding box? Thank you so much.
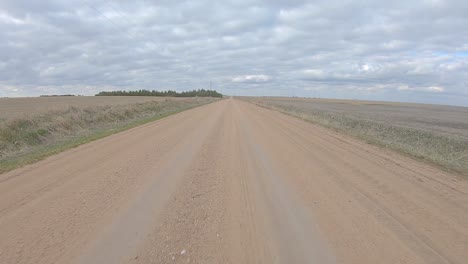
[0,99,467,264]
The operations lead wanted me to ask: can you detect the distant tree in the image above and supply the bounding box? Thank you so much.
[96,89,223,98]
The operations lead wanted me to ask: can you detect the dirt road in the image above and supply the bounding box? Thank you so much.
[1,99,467,264]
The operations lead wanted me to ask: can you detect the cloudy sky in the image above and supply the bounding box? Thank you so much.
[0,0,467,105]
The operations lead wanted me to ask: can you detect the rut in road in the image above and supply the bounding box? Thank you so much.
[0,99,467,264]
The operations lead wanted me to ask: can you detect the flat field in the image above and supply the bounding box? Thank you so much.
[1,99,467,264]
[242,97,468,174]
[0,96,217,172]
[0,96,194,121]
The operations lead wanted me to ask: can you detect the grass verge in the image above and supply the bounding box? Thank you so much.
[246,99,468,176]
[0,98,218,174]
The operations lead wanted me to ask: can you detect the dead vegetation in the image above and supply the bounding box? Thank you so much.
[244,97,468,175]
[0,97,217,173]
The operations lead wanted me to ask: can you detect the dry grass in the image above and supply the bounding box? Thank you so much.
[0,97,218,173]
[243,97,468,175]
[0,96,194,121]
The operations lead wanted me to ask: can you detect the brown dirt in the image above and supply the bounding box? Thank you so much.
[0,96,199,121]
[244,96,468,139]
[0,99,467,264]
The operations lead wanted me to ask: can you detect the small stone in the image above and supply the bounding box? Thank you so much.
[181,249,186,255]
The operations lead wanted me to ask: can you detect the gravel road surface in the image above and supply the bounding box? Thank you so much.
[1,99,467,264]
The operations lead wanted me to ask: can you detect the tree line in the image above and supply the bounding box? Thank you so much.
[96,89,223,98]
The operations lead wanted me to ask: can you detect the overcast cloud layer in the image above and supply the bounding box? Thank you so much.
[0,0,467,105]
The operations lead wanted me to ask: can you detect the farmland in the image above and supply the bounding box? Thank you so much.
[1,98,467,264]
[243,97,468,174]
[0,96,198,121]
[2,0,467,262]
[0,96,218,173]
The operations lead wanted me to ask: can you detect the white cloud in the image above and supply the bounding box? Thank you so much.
[395,85,444,93]
[232,75,272,83]
[0,12,28,24]
[426,86,445,92]
[301,69,325,78]
[397,85,410,91]
[0,0,467,105]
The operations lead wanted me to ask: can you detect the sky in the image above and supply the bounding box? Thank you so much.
[0,0,467,106]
